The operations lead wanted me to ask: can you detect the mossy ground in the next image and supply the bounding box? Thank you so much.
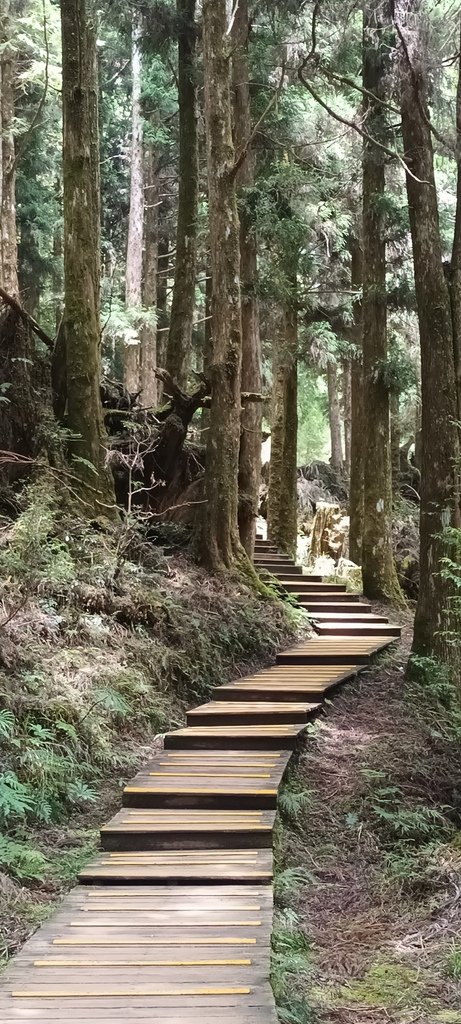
[0,481,303,964]
[273,614,461,1024]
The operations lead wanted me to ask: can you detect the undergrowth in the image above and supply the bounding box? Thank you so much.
[0,480,302,962]
[274,640,461,1024]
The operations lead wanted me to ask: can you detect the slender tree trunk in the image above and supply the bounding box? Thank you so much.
[394,0,461,660]
[165,0,198,387]
[60,0,115,511]
[361,0,402,602]
[450,18,461,422]
[342,358,352,480]
[124,9,143,395]
[349,235,365,565]
[202,0,244,569]
[326,359,343,476]
[233,0,262,556]
[391,392,400,493]
[0,0,19,297]
[141,143,158,408]
[268,275,298,558]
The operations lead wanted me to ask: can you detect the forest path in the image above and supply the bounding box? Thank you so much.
[0,540,400,1023]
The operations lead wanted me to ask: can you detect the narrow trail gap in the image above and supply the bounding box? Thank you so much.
[0,540,400,1023]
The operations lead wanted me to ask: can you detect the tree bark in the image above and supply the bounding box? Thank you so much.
[394,0,461,659]
[349,235,365,565]
[268,280,298,559]
[141,142,158,408]
[60,0,115,512]
[233,0,262,557]
[391,392,400,494]
[326,359,343,476]
[361,0,402,603]
[165,0,198,388]
[342,358,352,480]
[124,9,143,395]
[0,0,19,297]
[201,0,244,569]
[449,19,461,422]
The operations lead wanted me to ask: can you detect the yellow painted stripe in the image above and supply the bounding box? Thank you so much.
[53,938,257,946]
[79,906,261,913]
[124,787,277,795]
[165,751,281,757]
[147,772,271,779]
[159,761,278,767]
[103,824,269,832]
[34,958,252,968]
[71,921,262,928]
[12,986,251,998]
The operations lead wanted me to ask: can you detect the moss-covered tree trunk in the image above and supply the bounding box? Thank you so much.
[450,19,461,423]
[268,275,298,558]
[141,142,158,408]
[349,235,364,565]
[391,392,400,494]
[233,0,262,557]
[342,358,352,480]
[165,0,198,388]
[60,0,115,513]
[0,0,19,297]
[394,0,461,661]
[361,0,402,603]
[124,9,143,395]
[326,359,343,476]
[201,0,244,569]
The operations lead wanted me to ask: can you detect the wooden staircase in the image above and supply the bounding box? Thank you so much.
[0,539,400,1023]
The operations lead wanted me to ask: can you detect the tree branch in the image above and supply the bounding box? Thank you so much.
[12,0,50,171]
[0,287,55,349]
[231,57,287,178]
[297,60,429,184]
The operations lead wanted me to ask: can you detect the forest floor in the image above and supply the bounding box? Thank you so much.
[0,480,302,965]
[274,612,461,1024]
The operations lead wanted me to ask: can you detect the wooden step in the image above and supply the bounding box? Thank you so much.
[277,637,393,665]
[79,848,274,885]
[309,611,388,623]
[296,601,372,614]
[164,724,304,751]
[0,886,279,1021]
[122,751,291,809]
[257,564,303,575]
[214,667,358,702]
[316,622,401,637]
[187,701,319,727]
[100,809,276,851]
[273,580,347,591]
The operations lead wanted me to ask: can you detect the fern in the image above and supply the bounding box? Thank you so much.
[0,833,48,880]
[0,709,15,739]
[0,772,34,821]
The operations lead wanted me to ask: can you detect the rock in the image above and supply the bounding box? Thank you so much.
[298,460,348,502]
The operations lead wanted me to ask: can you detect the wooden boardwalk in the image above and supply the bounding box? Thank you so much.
[0,540,400,1022]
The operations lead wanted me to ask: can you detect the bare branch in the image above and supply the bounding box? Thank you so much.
[231,57,287,178]
[0,287,55,349]
[13,0,50,170]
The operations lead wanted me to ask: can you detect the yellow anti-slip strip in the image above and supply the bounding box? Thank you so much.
[147,773,271,779]
[70,921,262,928]
[34,958,252,968]
[165,751,281,756]
[12,986,251,998]
[79,906,261,913]
[124,787,277,795]
[53,937,257,946]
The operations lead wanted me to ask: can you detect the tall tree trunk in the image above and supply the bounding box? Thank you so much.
[141,143,158,408]
[233,0,262,556]
[349,235,365,565]
[361,0,402,602]
[124,9,143,395]
[342,358,352,480]
[60,0,115,512]
[394,0,461,660]
[326,359,343,476]
[268,276,298,558]
[165,0,198,387]
[0,0,19,297]
[391,392,400,494]
[450,18,461,422]
[202,0,244,569]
